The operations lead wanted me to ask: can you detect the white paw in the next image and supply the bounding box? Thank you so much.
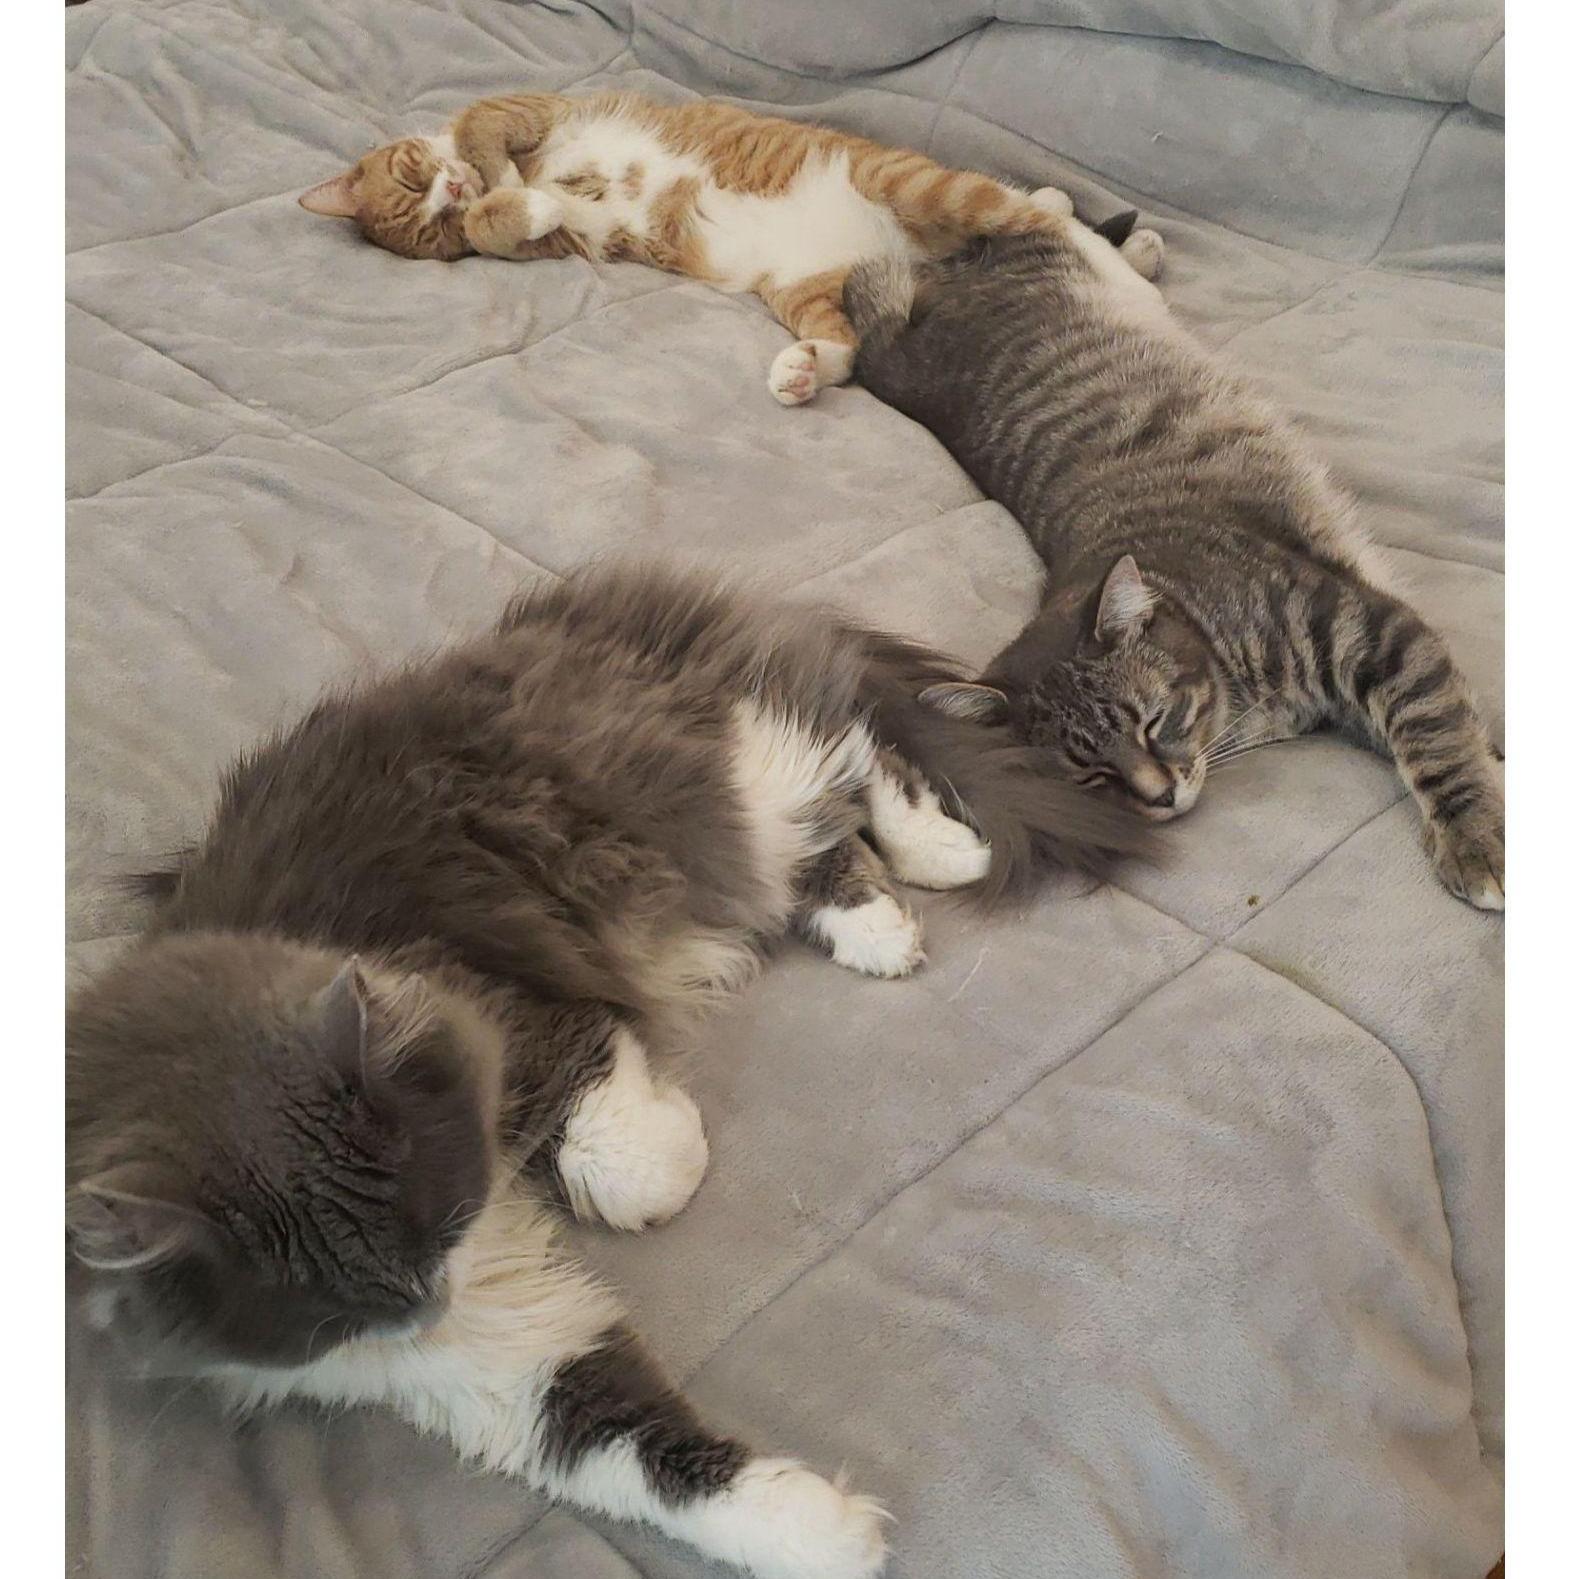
[1120,227,1165,281]
[680,1459,889,1579]
[1030,185,1075,218]
[768,339,856,406]
[518,187,566,240]
[807,892,924,978]
[557,1031,709,1230]
[867,771,992,891]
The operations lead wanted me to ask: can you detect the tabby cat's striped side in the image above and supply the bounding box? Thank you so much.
[846,239,1503,909]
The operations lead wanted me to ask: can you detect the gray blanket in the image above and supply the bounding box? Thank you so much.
[66,2,1505,1575]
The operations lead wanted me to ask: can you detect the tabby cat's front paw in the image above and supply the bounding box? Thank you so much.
[1029,185,1075,218]
[1120,227,1166,281]
[1426,815,1504,911]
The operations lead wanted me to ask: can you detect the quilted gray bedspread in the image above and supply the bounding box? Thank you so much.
[65,3,1505,1575]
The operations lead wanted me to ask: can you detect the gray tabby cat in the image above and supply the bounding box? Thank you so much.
[67,564,1146,1579]
[845,232,1504,909]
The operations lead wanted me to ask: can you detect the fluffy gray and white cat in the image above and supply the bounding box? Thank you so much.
[66,565,1147,1579]
[846,232,1504,909]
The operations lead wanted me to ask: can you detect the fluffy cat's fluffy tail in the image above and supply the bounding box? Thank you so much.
[856,631,1157,906]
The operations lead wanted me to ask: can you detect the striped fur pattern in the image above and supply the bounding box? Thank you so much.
[299,90,1162,405]
[67,565,1149,1579]
[847,238,1504,909]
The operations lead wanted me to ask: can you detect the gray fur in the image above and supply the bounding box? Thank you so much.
[848,238,1504,908]
[66,563,1148,1538]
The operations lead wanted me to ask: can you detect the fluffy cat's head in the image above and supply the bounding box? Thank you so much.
[299,136,482,260]
[66,932,496,1374]
[924,556,1226,822]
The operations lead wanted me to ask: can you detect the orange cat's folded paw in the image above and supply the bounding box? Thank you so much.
[463,188,564,258]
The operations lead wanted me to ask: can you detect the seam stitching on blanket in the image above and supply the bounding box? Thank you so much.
[309,277,693,427]
[68,430,251,502]
[65,299,541,574]
[1216,793,1406,943]
[1367,104,1458,267]
[670,931,1498,1482]
[663,957,1207,1394]
[69,300,566,581]
[1222,941,1499,1465]
[921,22,984,157]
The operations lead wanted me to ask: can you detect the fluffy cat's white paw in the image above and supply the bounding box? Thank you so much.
[517,187,566,240]
[681,1459,889,1579]
[867,772,992,891]
[807,892,925,978]
[557,1032,709,1230]
[1030,185,1075,218]
[1120,227,1166,281]
[768,339,856,406]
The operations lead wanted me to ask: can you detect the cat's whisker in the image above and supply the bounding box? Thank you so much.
[1201,693,1277,754]
[1204,733,1299,769]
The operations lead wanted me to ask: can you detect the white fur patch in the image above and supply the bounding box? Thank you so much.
[670,1457,889,1579]
[1029,185,1074,217]
[514,187,566,240]
[697,150,922,293]
[805,892,924,978]
[420,134,484,221]
[768,338,857,405]
[1064,214,1171,327]
[213,1174,621,1477]
[557,1029,709,1231]
[530,114,705,255]
[867,770,992,890]
[729,703,876,927]
[1120,226,1166,281]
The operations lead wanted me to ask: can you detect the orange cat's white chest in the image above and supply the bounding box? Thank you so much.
[529,116,917,288]
[531,118,704,254]
[694,153,919,291]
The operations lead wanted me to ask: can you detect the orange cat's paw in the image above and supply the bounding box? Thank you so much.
[462,188,564,258]
[768,340,855,407]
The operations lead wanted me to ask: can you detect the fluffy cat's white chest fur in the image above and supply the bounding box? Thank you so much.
[526,117,917,289]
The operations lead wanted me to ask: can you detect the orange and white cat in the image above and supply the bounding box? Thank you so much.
[301,92,1165,405]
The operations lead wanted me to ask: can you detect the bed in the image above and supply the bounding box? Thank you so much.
[66,2,1505,1574]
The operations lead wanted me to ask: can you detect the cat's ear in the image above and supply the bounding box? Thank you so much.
[299,170,361,219]
[318,963,460,1099]
[1095,555,1157,645]
[312,956,370,1072]
[920,681,1010,725]
[67,1165,212,1272]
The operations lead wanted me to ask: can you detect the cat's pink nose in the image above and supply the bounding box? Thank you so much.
[446,180,465,200]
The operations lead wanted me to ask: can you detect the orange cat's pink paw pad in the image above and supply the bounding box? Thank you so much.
[769,344,820,406]
[768,339,856,407]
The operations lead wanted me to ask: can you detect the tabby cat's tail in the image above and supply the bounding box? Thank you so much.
[843,256,919,356]
[855,631,1158,907]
